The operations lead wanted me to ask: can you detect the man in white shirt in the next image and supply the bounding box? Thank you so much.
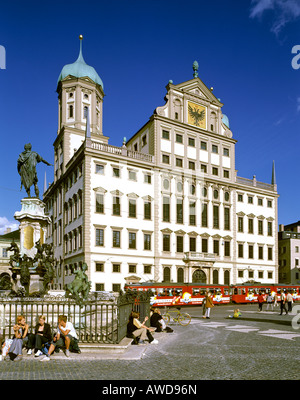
[41,315,77,361]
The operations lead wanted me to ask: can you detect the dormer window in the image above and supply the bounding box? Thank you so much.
[84,93,89,99]
[69,92,73,98]
[69,105,74,118]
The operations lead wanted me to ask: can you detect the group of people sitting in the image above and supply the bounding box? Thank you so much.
[127,307,173,345]
[1,314,79,362]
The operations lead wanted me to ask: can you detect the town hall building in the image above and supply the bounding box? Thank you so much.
[43,38,279,292]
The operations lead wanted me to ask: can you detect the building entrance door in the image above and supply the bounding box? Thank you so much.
[192,269,207,283]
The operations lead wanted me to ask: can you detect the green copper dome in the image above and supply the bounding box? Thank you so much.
[222,114,230,128]
[57,38,103,88]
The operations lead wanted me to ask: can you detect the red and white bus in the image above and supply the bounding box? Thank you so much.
[125,282,300,306]
[124,282,231,306]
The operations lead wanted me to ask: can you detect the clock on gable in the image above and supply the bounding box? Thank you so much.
[188,101,206,129]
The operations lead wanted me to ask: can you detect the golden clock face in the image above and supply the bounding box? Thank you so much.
[188,101,206,129]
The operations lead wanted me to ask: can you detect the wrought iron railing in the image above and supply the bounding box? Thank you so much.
[0,291,151,345]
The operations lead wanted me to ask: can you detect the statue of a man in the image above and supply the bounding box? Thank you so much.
[17,143,52,198]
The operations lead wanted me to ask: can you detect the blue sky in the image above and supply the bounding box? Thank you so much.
[0,0,300,234]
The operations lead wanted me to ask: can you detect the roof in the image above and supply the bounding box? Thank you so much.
[57,38,103,88]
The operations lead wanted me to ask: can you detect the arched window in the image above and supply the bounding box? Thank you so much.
[177,268,184,283]
[163,267,171,282]
[213,269,219,284]
[69,105,74,118]
[224,270,230,285]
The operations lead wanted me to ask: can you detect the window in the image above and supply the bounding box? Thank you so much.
[144,265,151,274]
[224,207,230,230]
[238,217,244,233]
[144,201,151,220]
[248,218,254,234]
[258,271,263,279]
[189,161,195,170]
[268,222,273,236]
[128,199,136,218]
[188,137,195,147]
[267,200,272,208]
[162,130,170,140]
[213,205,219,229]
[144,234,151,250]
[258,198,263,206]
[176,158,183,167]
[175,112,179,120]
[96,283,105,291]
[258,220,263,235]
[268,272,273,279]
[96,263,104,272]
[129,264,136,273]
[224,192,230,202]
[113,196,121,216]
[201,141,207,150]
[69,105,74,118]
[176,134,183,143]
[96,193,104,213]
[248,196,253,204]
[113,167,120,178]
[212,167,218,176]
[238,194,243,202]
[112,230,121,248]
[95,164,104,174]
[112,284,121,292]
[223,170,230,178]
[238,270,244,278]
[176,198,183,224]
[163,234,170,252]
[189,236,196,252]
[144,173,151,184]
[213,240,219,256]
[95,228,104,247]
[176,236,184,253]
[238,244,244,258]
[142,135,147,147]
[202,238,208,253]
[129,232,136,249]
[163,196,170,222]
[268,247,273,260]
[189,201,196,226]
[224,241,230,257]
[258,246,264,260]
[162,154,170,164]
[223,148,230,157]
[212,145,218,154]
[201,164,207,173]
[248,245,254,259]
[128,170,137,181]
[248,271,254,279]
[202,203,208,227]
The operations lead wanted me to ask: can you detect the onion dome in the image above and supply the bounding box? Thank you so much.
[57,36,103,89]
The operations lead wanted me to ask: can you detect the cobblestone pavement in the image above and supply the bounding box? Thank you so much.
[0,304,299,381]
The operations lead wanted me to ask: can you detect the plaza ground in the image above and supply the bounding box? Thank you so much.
[0,303,299,381]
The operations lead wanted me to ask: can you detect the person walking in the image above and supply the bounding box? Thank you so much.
[266,292,274,311]
[272,290,278,307]
[203,292,214,319]
[279,291,288,315]
[257,291,264,312]
[286,290,293,313]
[202,294,207,319]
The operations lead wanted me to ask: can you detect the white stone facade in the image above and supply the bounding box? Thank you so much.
[44,60,279,292]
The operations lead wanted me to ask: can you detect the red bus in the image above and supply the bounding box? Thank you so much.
[231,283,300,303]
[125,282,300,305]
[124,282,231,307]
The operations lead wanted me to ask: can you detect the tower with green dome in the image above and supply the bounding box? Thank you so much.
[55,36,108,179]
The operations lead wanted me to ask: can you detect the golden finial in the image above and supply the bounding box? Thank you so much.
[79,35,83,40]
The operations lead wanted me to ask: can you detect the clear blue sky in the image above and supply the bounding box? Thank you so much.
[0,0,300,234]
